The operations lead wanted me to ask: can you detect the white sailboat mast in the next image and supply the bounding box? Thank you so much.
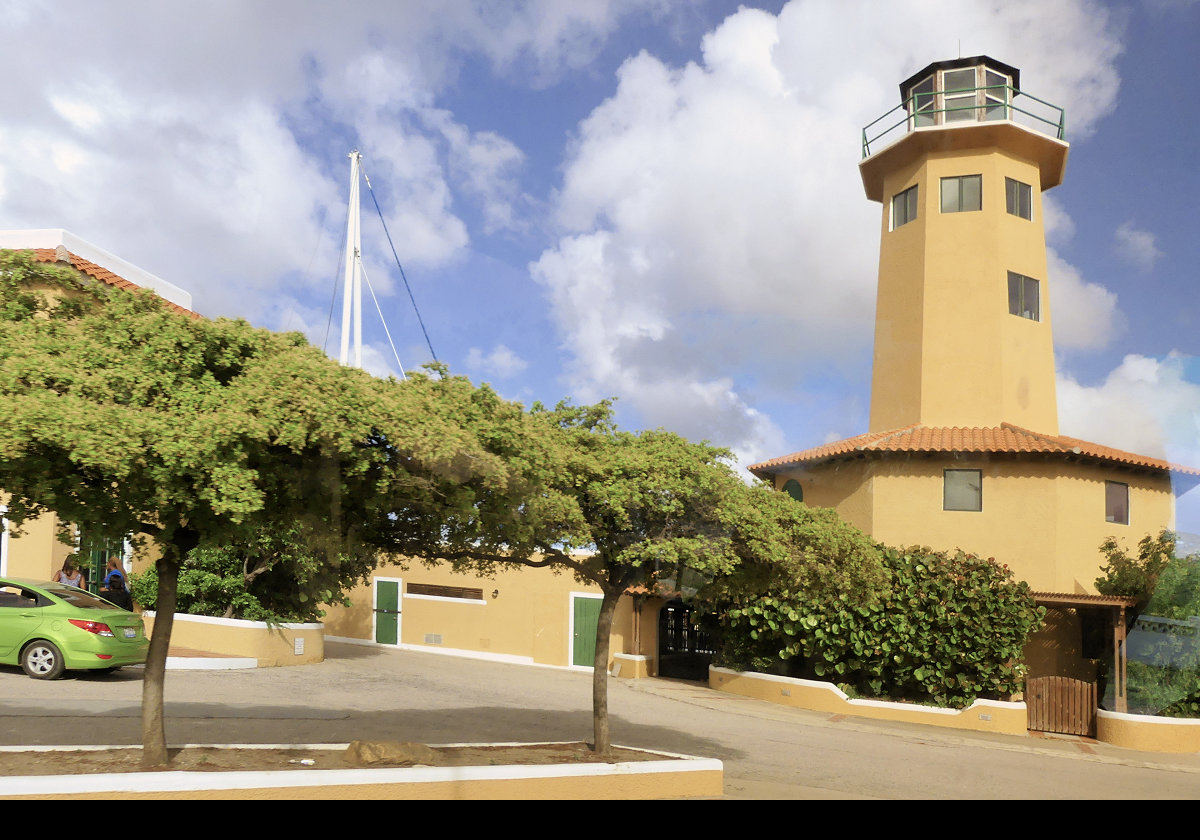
[339,150,363,368]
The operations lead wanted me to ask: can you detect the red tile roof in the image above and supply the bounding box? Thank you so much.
[749,422,1200,478]
[27,247,199,319]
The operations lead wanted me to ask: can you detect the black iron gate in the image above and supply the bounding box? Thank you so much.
[658,599,715,681]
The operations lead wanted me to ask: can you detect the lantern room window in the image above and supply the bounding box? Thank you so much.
[906,62,1012,128]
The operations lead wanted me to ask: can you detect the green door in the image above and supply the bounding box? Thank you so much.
[572,596,602,667]
[374,580,401,645]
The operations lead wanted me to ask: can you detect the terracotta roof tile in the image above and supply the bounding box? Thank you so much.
[750,422,1200,478]
[28,248,200,319]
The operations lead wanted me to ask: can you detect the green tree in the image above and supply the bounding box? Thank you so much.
[398,401,889,756]
[0,251,494,765]
[1095,529,1177,613]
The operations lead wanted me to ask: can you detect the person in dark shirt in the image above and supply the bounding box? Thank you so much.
[104,574,134,611]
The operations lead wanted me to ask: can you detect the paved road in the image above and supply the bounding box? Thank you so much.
[2,642,1200,798]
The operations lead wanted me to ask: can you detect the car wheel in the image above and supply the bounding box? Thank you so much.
[21,641,66,680]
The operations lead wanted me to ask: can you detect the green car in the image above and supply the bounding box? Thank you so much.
[0,576,149,679]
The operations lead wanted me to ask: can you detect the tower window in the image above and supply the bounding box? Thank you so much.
[940,175,982,213]
[1007,272,1040,321]
[944,470,982,512]
[1006,178,1032,220]
[891,185,918,229]
[1105,481,1129,525]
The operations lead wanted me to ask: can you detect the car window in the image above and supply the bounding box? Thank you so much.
[42,584,117,610]
[0,585,41,608]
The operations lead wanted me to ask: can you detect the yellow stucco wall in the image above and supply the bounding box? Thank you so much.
[141,613,325,666]
[775,457,1174,594]
[323,560,647,670]
[869,142,1059,433]
[1096,711,1200,753]
[710,667,1029,736]
[1,509,76,582]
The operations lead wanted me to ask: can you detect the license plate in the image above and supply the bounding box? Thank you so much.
[123,627,137,639]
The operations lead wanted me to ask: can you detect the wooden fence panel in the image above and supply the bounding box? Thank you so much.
[1026,676,1097,737]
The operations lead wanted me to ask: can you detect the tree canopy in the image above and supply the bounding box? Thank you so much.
[0,251,513,764]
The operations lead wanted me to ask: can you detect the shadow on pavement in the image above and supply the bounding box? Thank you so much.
[0,703,744,763]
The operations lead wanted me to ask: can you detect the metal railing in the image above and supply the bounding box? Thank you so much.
[862,83,1066,158]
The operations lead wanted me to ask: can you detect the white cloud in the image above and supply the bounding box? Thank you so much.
[534,0,1126,458]
[1048,248,1125,351]
[1058,353,1200,531]
[1042,194,1076,244]
[0,2,657,321]
[1114,221,1163,272]
[466,344,529,379]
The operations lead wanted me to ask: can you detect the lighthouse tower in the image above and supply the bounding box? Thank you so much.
[751,57,1195,597]
[860,56,1066,434]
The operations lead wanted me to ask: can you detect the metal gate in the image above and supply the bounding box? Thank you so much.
[1026,676,1097,737]
[658,600,714,681]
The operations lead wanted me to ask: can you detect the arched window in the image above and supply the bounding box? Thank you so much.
[782,479,804,503]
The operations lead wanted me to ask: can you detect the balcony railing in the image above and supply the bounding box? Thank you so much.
[862,84,1066,158]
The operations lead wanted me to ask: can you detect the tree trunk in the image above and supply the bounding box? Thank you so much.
[140,528,197,768]
[591,587,621,758]
[141,553,179,767]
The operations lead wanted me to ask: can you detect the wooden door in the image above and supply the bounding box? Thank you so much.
[1026,676,1097,737]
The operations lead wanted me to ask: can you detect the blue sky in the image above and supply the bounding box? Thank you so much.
[2,0,1197,532]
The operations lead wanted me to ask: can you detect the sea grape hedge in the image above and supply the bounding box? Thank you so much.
[715,545,1044,708]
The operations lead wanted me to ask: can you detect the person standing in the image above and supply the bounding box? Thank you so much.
[101,556,126,593]
[53,559,85,588]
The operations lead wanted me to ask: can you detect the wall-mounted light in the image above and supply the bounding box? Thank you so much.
[491,589,499,599]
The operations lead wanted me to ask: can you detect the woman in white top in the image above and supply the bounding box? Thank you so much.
[54,559,85,588]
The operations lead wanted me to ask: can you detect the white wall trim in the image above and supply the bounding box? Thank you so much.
[1098,708,1200,727]
[142,611,322,631]
[403,593,486,605]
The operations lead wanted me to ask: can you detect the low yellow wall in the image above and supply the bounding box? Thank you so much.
[1097,710,1200,753]
[611,653,650,679]
[710,667,1028,736]
[143,613,324,667]
[0,745,723,800]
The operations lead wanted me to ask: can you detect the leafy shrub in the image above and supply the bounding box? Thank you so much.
[129,527,375,623]
[717,546,1044,708]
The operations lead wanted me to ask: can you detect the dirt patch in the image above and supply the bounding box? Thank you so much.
[0,742,665,776]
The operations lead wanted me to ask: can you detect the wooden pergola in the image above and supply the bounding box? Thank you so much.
[1031,591,1139,713]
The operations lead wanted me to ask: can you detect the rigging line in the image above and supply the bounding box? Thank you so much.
[359,160,439,363]
[322,218,349,356]
[358,258,408,381]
